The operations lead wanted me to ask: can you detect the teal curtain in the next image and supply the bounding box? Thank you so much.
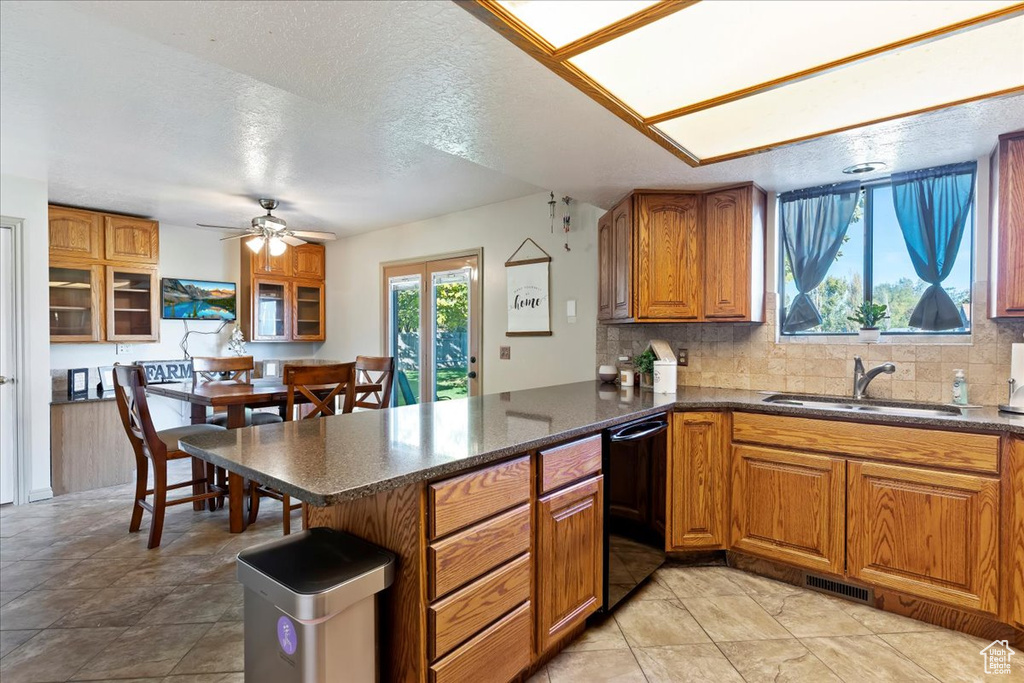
[780,181,861,333]
[891,161,976,331]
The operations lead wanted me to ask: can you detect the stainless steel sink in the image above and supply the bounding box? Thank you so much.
[761,394,963,418]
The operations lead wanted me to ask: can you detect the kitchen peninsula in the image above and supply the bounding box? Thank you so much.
[179,381,1024,681]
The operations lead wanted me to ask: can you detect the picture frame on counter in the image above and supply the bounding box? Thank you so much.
[97,366,115,394]
[67,368,89,400]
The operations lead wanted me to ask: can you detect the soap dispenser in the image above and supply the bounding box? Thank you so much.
[952,369,969,406]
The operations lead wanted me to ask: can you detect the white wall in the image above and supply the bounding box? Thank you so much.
[319,192,600,394]
[1,174,52,501]
[50,223,321,430]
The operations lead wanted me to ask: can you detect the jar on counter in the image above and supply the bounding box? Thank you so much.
[618,356,634,386]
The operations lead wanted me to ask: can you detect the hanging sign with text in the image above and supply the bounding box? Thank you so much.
[506,257,551,336]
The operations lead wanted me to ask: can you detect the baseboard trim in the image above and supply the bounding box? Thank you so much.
[28,487,53,502]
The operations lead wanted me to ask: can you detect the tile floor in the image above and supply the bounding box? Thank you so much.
[1,461,1012,683]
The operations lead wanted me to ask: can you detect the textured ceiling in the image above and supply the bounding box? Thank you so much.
[2,1,1023,235]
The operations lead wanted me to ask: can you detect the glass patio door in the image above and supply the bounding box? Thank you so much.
[384,253,480,406]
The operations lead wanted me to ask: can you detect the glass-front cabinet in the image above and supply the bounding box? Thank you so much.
[253,277,290,341]
[293,281,325,341]
[49,262,103,342]
[106,266,159,341]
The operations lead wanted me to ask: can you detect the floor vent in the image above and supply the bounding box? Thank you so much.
[803,573,873,604]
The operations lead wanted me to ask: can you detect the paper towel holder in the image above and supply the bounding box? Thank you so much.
[998,378,1024,415]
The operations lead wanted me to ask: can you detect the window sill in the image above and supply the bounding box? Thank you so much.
[777,334,972,346]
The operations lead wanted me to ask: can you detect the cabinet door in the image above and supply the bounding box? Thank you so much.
[704,186,764,320]
[49,262,103,342]
[597,212,613,321]
[293,243,325,280]
[104,216,159,264]
[251,246,293,277]
[992,133,1024,317]
[1008,437,1024,628]
[848,460,999,614]
[669,412,728,550]
[251,277,291,340]
[611,198,632,319]
[536,475,603,654]
[106,266,159,341]
[49,206,102,261]
[635,193,700,320]
[293,280,325,341]
[731,445,845,575]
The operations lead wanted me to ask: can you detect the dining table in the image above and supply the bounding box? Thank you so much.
[147,376,382,532]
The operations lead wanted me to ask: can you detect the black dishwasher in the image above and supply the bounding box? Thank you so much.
[601,413,669,611]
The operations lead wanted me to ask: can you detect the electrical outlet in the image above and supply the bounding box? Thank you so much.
[678,348,688,367]
[499,346,511,360]
[116,343,132,355]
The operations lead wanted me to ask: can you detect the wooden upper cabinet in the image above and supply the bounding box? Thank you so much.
[104,215,159,264]
[293,243,325,280]
[536,475,603,654]
[1008,437,1024,629]
[669,412,728,550]
[636,193,701,320]
[703,185,766,321]
[990,131,1024,318]
[597,212,613,321]
[731,445,846,575]
[250,245,293,277]
[49,206,103,260]
[106,265,159,342]
[847,460,999,615]
[611,199,633,320]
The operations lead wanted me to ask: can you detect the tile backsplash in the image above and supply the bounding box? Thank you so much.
[596,286,1024,407]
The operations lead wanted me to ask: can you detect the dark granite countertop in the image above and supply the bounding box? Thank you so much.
[51,388,116,405]
[178,381,1024,507]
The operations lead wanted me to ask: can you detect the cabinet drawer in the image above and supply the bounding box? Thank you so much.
[429,456,530,539]
[429,602,531,683]
[733,413,999,474]
[429,553,531,660]
[539,435,601,493]
[429,504,531,599]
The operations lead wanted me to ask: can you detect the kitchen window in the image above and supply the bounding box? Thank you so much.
[780,170,974,336]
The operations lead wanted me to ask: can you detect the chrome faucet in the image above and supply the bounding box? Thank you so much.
[853,356,896,399]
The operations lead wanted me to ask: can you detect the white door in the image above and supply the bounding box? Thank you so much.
[0,226,15,504]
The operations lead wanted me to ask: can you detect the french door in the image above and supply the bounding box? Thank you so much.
[383,252,481,405]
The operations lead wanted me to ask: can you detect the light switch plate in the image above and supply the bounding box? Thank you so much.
[566,299,577,317]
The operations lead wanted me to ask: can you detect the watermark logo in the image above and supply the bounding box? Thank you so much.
[980,640,1015,675]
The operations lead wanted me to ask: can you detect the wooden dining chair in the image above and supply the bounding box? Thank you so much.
[191,355,284,427]
[353,355,394,410]
[249,362,357,534]
[112,364,227,548]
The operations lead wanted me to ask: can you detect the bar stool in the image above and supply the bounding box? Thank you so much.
[353,355,394,410]
[248,362,357,534]
[112,364,227,549]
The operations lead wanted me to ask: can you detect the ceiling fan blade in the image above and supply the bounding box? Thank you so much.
[219,232,252,242]
[282,235,306,247]
[290,230,338,241]
[197,223,246,230]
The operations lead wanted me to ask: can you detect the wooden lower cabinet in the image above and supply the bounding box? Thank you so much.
[669,412,728,550]
[847,460,1000,615]
[1008,437,1024,628]
[731,445,845,575]
[536,475,604,654]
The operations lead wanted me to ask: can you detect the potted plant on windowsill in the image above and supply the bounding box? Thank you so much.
[633,348,656,388]
[848,302,888,343]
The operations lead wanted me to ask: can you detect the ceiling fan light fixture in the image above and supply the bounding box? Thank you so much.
[268,235,287,257]
[246,235,266,253]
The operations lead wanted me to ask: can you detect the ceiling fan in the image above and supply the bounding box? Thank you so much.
[198,198,337,259]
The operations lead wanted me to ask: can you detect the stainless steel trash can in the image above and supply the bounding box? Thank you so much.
[237,527,396,683]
